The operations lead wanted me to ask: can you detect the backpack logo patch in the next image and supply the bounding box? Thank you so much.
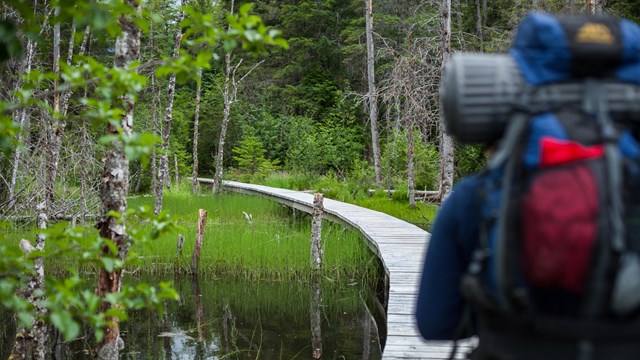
[576,23,615,44]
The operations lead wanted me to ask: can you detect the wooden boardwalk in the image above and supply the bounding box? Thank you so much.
[197,179,476,359]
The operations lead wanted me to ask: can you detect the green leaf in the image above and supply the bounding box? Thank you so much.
[100,257,115,272]
[51,312,80,341]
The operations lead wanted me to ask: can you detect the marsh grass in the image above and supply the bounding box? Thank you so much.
[261,171,439,230]
[1,186,380,284]
[129,190,379,283]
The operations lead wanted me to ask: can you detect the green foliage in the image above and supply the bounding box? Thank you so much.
[455,144,487,181]
[231,127,279,182]
[0,0,288,349]
[382,129,439,191]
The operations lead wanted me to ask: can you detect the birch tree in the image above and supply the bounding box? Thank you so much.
[192,74,202,193]
[439,0,454,202]
[155,0,185,214]
[212,0,265,193]
[9,36,36,204]
[95,0,141,356]
[365,0,382,186]
[588,0,604,14]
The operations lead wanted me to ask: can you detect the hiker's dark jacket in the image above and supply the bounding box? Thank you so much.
[416,175,484,340]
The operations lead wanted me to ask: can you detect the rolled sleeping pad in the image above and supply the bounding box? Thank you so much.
[440,53,640,144]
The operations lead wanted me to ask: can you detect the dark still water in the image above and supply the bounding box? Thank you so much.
[0,276,383,359]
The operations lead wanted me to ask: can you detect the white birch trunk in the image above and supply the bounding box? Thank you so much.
[9,36,36,202]
[10,207,47,360]
[150,74,159,198]
[155,2,184,214]
[365,0,382,186]
[588,0,604,14]
[192,77,201,193]
[439,0,455,203]
[95,1,140,357]
[213,0,236,193]
[61,24,90,117]
[213,54,232,193]
[44,9,62,209]
[174,153,179,185]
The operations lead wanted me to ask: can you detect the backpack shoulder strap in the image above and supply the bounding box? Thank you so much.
[487,109,531,312]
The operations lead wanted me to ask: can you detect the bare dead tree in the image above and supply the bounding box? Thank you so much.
[380,29,442,207]
[212,2,265,193]
[150,73,159,197]
[365,0,383,186]
[155,0,185,214]
[95,0,141,357]
[191,75,202,193]
[43,6,61,209]
[9,35,36,203]
[475,0,483,51]
[439,0,454,202]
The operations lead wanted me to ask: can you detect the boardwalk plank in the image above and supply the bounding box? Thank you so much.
[199,179,459,359]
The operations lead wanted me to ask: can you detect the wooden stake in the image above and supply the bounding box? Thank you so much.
[310,193,324,271]
[177,234,185,257]
[310,278,323,359]
[190,209,208,275]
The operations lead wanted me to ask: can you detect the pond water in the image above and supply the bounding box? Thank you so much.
[0,275,384,359]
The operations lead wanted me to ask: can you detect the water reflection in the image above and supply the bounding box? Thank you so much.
[0,275,383,359]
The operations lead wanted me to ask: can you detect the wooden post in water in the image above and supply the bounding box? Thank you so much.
[310,193,324,271]
[310,279,323,359]
[177,234,185,257]
[190,209,207,275]
[190,277,206,341]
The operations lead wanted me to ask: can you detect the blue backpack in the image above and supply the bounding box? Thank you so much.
[460,13,640,360]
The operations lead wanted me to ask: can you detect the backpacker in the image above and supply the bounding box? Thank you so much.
[459,13,640,360]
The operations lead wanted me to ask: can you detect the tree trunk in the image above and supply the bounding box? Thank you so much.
[475,0,483,52]
[365,0,382,186]
[213,0,236,193]
[95,0,141,357]
[588,0,604,14]
[174,153,179,185]
[9,36,36,202]
[213,55,233,193]
[156,1,185,214]
[60,24,91,117]
[439,0,455,203]
[192,77,201,193]
[407,128,416,208]
[482,0,487,27]
[150,74,159,200]
[44,9,62,210]
[10,211,47,360]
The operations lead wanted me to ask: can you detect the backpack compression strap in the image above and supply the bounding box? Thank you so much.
[488,107,531,312]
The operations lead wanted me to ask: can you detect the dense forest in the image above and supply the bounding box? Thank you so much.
[2,0,640,358]
[3,0,640,217]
